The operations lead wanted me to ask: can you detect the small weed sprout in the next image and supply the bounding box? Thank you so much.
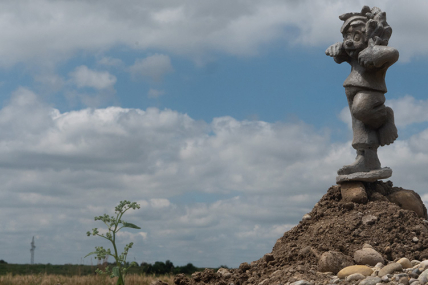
[85,200,141,285]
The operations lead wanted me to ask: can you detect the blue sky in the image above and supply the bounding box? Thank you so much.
[2,0,428,269]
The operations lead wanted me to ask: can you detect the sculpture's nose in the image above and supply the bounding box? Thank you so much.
[345,40,353,47]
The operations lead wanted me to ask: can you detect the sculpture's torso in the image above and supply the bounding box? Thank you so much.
[343,59,388,93]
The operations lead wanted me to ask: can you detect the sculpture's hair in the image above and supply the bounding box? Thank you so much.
[339,6,392,46]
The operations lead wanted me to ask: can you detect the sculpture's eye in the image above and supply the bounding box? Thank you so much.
[354,33,361,42]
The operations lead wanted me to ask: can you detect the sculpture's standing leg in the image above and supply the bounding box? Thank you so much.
[338,88,396,175]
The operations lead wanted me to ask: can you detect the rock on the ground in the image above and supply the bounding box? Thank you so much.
[397,257,412,269]
[263,253,274,263]
[362,215,378,225]
[354,247,384,266]
[345,272,365,281]
[318,251,354,274]
[358,276,381,285]
[290,281,311,285]
[340,181,368,203]
[387,189,428,219]
[337,265,373,279]
[378,262,403,277]
[419,269,428,284]
[217,268,231,278]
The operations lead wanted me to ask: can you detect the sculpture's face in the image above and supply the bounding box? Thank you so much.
[342,25,367,59]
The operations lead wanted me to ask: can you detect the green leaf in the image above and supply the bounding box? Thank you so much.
[116,275,124,285]
[122,222,141,229]
[112,266,120,277]
[84,252,98,258]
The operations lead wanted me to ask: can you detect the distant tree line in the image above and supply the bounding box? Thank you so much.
[140,260,200,275]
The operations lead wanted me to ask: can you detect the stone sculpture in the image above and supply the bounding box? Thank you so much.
[326,6,399,183]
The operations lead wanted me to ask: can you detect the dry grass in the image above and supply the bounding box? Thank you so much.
[0,273,174,285]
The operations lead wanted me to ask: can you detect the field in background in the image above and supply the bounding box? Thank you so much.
[0,273,174,285]
[0,260,208,276]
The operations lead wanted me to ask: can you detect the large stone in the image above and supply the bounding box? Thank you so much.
[318,251,354,274]
[340,182,367,204]
[387,189,428,219]
[336,167,392,183]
[354,248,384,266]
[337,265,373,279]
[378,262,403,277]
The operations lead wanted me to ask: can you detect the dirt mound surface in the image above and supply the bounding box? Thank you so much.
[174,181,428,285]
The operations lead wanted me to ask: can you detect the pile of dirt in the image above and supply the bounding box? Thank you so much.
[174,181,428,285]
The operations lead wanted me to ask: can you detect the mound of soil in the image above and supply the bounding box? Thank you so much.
[174,181,428,285]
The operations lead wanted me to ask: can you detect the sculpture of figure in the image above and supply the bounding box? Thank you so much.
[326,6,398,179]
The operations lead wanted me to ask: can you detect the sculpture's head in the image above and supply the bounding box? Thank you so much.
[341,18,367,59]
[340,6,392,59]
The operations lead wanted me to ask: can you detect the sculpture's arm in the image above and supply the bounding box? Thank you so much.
[358,39,399,69]
[325,42,349,64]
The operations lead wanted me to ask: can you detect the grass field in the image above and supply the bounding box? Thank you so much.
[0,273,174,285]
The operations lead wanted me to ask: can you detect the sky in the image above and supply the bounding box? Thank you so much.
[2,0,428,268]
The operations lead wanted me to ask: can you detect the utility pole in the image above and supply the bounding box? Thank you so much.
[30,236,35,264]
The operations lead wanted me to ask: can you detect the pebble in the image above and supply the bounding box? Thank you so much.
[397,258,412,269]
[302,214,311,220]
[307,258,428,285]
[290,281,311,285]
[374,262,384,269]
[418,269,428,284]
[337,265,373,279]
[358,276,381,285]
[378,262,403,277]
[345,273,365,281]
[418,260,428,271]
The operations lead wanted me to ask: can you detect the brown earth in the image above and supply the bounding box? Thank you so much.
[174,181,428,285]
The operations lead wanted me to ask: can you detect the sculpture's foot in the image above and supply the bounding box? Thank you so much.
[378,107,398,146]
[337,167,392,183]
[337,148,381,175]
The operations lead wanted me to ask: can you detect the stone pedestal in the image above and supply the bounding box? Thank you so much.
[336,167,392,184]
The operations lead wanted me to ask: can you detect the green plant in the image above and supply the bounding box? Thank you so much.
[86,200,141,285]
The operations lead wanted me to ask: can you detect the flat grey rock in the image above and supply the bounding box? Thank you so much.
[336,167,392,183]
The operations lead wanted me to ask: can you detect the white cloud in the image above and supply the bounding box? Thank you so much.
[69,65,116,90]
[129,54,173,82]
[0,0,427,66]
[97,56,125,68]
[1,89,428,267]
[387,95,428,127]
[150,199,171,208]
[147,88,165,98]
[97,57,125,68]
[339,106,352,129]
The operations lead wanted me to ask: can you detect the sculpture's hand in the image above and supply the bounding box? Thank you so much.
[358,39,376,68]
[325,42,344,57]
